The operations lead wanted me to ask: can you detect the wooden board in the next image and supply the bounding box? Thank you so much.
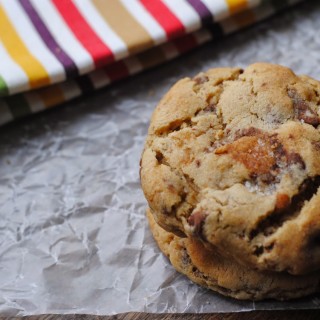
[3,311,320,320]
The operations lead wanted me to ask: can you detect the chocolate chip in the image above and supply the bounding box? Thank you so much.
[258,172,278,184]
[253,246,264,256]
[188,211,208,239]
[275,193,290,210]
[203,103,217,113]
[312,141,320,151]
[162,206,170,215]
[195,159,201,167]
[237,231,245,239]
[287,152,306,169]
[265,242,275,252]
[155,151,164,163]
[193,74,209,85]
[288,89,320,127]
[307,231,320,249]
[234,127,263,140]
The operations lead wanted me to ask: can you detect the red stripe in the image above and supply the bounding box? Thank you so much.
[52,0,114,68]
[140,0,185,40]
[104,60,129,82]
[173,34,198,54]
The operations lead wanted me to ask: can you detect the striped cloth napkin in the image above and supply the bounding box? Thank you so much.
[0,0,302,126]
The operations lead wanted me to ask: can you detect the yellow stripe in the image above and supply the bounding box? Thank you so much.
[226,0,248,14]
[38,85,65,108]
[92,0,154,54]
[0,4,50,89]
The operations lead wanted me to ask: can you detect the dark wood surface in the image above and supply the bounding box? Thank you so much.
[2,311,320,320]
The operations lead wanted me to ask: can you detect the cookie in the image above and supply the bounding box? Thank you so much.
[140,63,320,275]
[147,208,320,300]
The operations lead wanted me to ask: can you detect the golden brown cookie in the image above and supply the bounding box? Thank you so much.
[147,208,320,300]
[140,63,320,275]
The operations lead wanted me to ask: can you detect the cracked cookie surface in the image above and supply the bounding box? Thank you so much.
[140,63,320,275]
[147,208,320,301]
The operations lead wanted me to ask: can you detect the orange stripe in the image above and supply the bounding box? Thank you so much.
[226,0,248,14]
[38,85,65,108]
[92,0,154,54]
[0,4,50,89]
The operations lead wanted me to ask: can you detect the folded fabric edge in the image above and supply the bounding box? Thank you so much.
[0,0,303,99]
[0,0,304,127]
[0,0,272,98]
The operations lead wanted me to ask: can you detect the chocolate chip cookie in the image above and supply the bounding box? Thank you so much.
[140,63,320,275]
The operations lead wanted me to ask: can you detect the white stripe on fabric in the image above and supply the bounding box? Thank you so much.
[25,91,45,113]
[30,0,94,75]
[162,0,201,33]
[0,99,13,125]
[1,0,65,84]
[73,0,128,60]
[89,70,110,90]
[201,0,229,21]
[162,42,179,59]
[120,0,166,45]
[60,81,82,100]
[124,56,143,75]
[0,41,29,95]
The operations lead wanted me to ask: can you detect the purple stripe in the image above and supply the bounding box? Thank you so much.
[187,0,213,25]
[19,0,79,77]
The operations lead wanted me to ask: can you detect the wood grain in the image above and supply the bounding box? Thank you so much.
[3,311,320,320]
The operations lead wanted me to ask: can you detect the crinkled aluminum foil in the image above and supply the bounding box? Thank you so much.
[1,1,320,316]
